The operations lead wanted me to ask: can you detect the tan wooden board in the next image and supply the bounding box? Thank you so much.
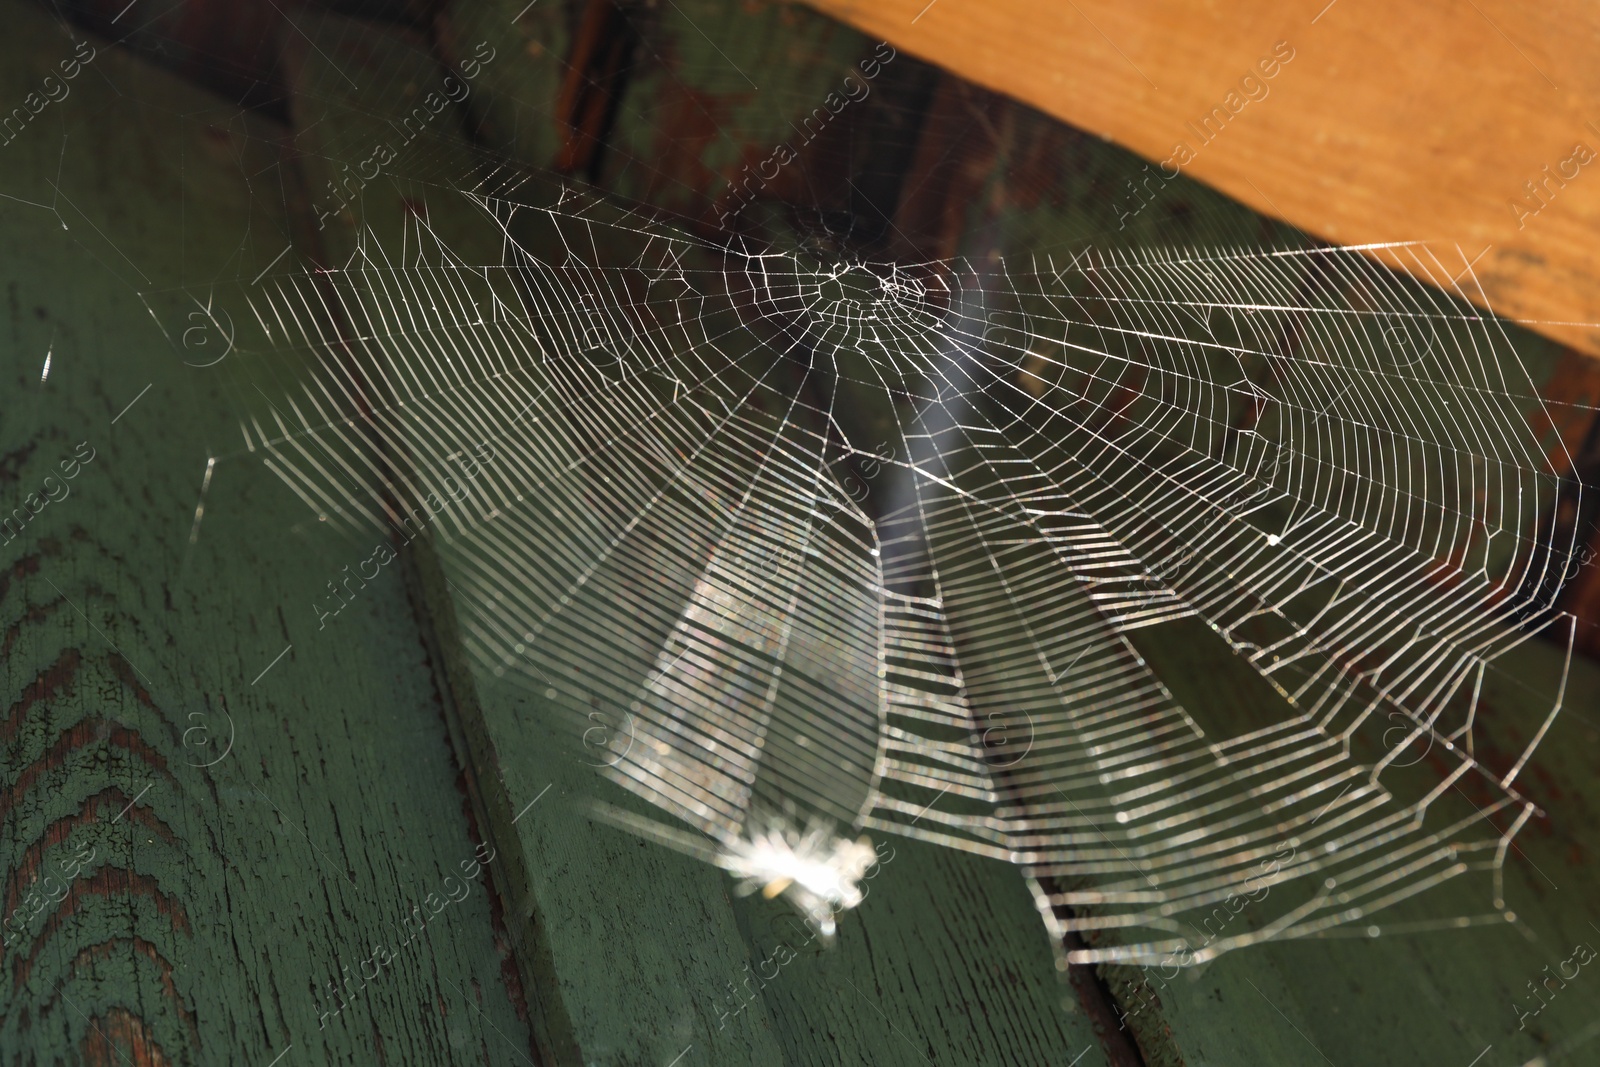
[801,0,1600,360]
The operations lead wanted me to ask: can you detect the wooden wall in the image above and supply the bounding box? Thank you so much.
[6,1,1600,1064]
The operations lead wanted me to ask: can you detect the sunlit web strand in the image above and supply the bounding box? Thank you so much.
[211,189,1577,965]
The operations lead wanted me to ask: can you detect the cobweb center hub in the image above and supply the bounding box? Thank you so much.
[794,263,942,384]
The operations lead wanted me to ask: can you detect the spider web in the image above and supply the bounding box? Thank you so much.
[172,178,1581,967]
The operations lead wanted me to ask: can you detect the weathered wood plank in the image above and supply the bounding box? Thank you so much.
[433,0,572,179]
[0,4,537,1063]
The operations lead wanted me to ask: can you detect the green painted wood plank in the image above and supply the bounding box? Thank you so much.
[0,4,537,1063]
[594,0,871,227]
[436,0,571,175]
[717,838,1110,1067]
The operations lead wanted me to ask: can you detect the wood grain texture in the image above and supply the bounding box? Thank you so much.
[800,0,1600,361]
[0,4,537,1063]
